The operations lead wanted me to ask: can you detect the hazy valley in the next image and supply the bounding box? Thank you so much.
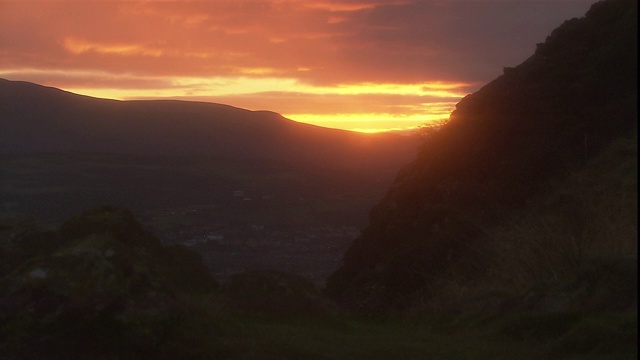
[1,79,419,286]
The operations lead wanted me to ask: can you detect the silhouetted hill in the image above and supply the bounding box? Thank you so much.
[0,78,415,173]
[327,0,637,313]
[1,78,419,229]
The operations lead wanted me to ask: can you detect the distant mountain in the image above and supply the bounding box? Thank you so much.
[0,78,419,227]
[0,78,416,174]
[327,0,637,313]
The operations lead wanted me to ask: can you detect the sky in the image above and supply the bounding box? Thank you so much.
[0,0,596,133]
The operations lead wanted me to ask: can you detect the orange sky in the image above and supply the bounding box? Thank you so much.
[0,0,594,132]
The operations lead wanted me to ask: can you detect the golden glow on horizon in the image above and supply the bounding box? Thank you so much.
[61,76,301,99]
[285,112,451,133]
[1,67,462,132]
[0,67,462,132]
[301,82,471,98]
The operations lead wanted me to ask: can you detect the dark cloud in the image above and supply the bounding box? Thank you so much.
[302,0,595,84]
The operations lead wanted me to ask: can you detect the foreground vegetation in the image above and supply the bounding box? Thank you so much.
[0,206,636,359]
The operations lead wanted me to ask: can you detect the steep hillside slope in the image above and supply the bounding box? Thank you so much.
[327,0,637,312]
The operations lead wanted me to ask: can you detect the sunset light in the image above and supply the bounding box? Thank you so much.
[286,112,452,133]
[0,0,593,132]
[1,0,635,356]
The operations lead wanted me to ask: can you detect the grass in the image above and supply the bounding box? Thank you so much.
[7,285,632,359]
[196,312,635,360]
[402,135,638,314]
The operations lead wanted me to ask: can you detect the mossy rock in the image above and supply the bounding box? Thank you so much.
[59,205,151,247]
[0,206,222,358]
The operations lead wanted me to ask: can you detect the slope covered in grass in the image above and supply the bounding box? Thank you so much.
[327,0,637,313]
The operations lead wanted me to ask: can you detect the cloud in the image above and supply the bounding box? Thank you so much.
[1,0,594,83]
[0,0,596,131]
[200,91,460,116]
[304,0,596,84]
[63,37,165,57]
[0,68,176,90]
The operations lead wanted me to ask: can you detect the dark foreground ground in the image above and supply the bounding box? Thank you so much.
[1,206,636,359]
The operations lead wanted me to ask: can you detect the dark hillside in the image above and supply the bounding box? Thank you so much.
[0,79,415,175]
[0,78,417,230]
[327,0,637,312]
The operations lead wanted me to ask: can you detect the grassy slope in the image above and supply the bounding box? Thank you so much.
[326,0,637,312]
[5,295,635,359]
[396,133,638,315]
[207,313,635,360]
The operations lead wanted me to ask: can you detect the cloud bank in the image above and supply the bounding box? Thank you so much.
[0,0,594,131]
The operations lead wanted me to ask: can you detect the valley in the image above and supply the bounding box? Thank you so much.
[1,152,387,286]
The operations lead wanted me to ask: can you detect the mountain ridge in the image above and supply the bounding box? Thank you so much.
[0,77,419,233]
[0,77,417,173]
